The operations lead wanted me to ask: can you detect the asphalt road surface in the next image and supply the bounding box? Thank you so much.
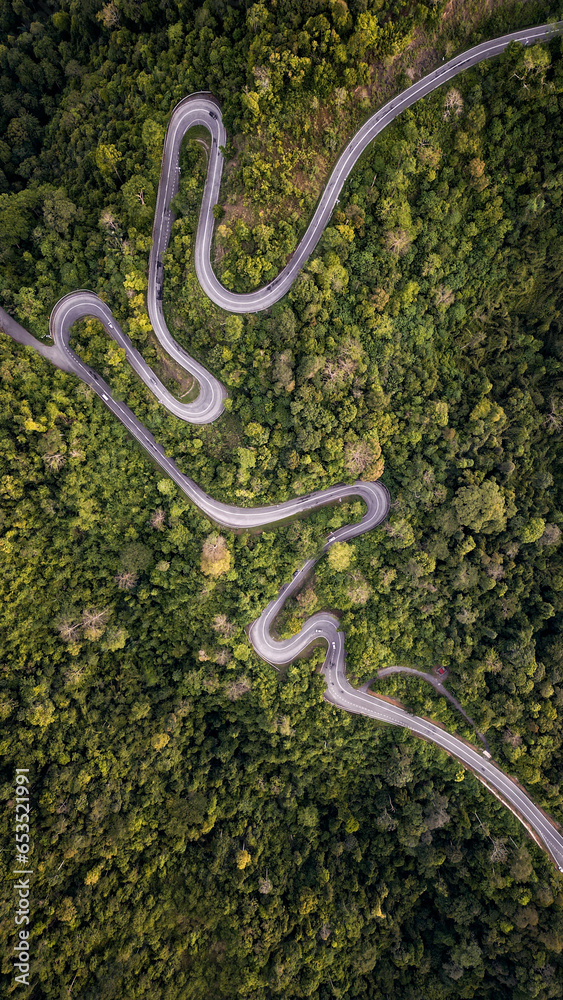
[1,22,563,868]
[251,595,563,869]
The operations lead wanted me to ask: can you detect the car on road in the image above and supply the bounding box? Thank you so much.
[156,261,164,300]
[209,111,218,120]
[101,393,109,401]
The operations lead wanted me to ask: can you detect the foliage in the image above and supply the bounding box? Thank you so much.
[2,1,563,998]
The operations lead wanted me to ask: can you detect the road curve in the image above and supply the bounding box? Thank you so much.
[189,21,563,313]
[250,601,563,869]
[1,23,563,867]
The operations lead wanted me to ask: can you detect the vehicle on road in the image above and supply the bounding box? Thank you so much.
[156,261,164,301]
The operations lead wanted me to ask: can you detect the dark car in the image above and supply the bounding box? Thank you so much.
[156,261,164,300]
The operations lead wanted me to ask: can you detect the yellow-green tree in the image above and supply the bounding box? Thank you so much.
[327,541,352,571]
[200,534,231,577]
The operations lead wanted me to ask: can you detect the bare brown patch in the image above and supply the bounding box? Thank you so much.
[221,196,258,229]
[441,0,507,29]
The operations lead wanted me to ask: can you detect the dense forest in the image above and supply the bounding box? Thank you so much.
[2,0,563,997]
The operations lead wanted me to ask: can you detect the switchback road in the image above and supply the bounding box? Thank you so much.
[1,22,563,867]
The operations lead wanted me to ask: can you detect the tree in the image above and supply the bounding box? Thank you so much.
[95,143,123,182]
[453,481,506,534]
[119,542,153,575]
[141,118,164,161]
[519,518,545,544]
[97,2,120,28]
[42,188,77,235]
[328,542,352,571]
[200,534,231,577]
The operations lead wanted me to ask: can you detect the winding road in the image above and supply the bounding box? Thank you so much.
[2,21,563,868]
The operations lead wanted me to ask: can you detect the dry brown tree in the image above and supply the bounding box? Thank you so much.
[150,508,166,530]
